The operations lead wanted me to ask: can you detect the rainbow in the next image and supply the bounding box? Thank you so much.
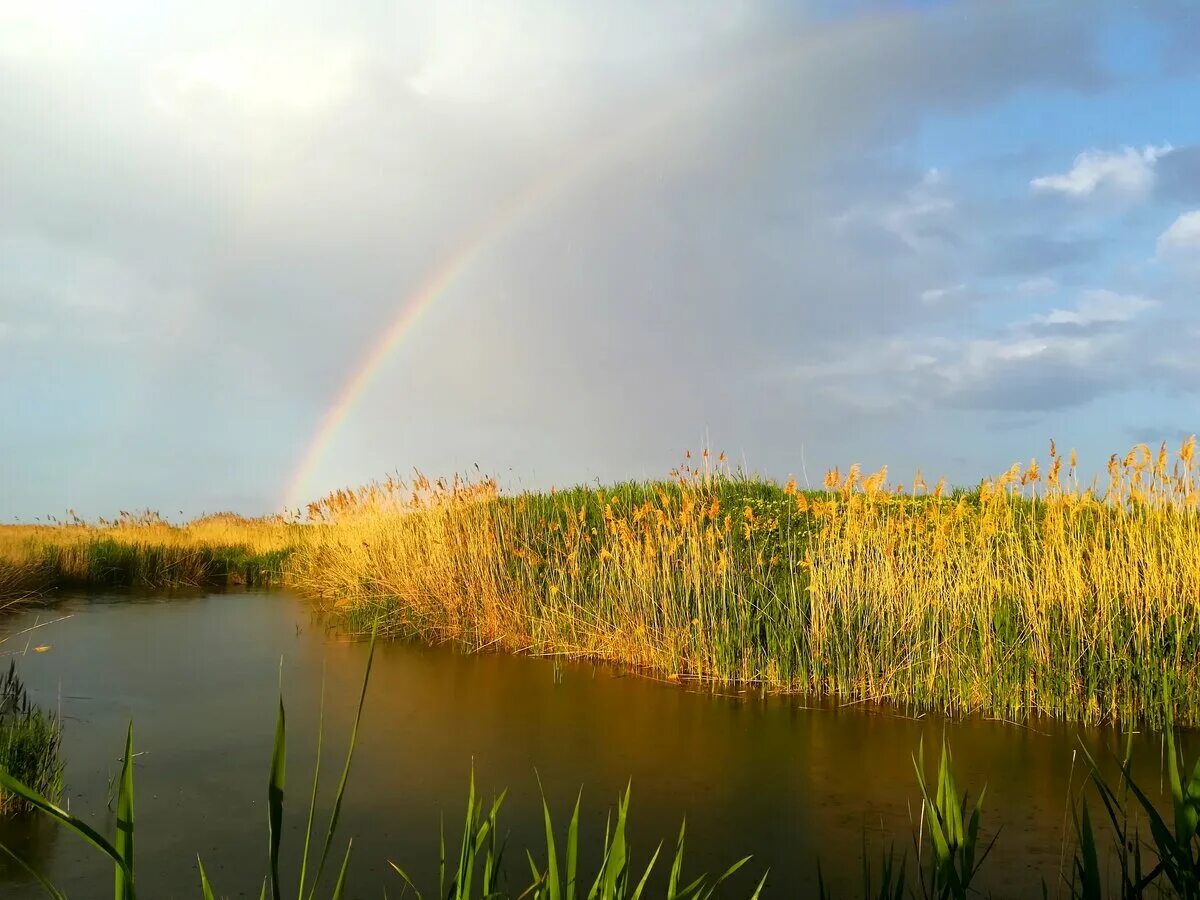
[281,175,566,511]
[280,20,873,512]
[280,83,708,511]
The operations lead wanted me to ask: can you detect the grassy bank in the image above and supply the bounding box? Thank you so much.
[0,513,295,596]
[3,439,1199,725]
[293,441,1200,726]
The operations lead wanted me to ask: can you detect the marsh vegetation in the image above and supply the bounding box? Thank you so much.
[5,438,1198,725]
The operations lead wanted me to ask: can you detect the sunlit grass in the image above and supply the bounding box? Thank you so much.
[0,512,296,595]
[4,437,1199,725]
[294,439,1200,726]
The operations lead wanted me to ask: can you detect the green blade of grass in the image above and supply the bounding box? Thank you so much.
[666,821,686,900]
[388,860,424,900]
[600,784,630,899]
[1075,800,1101,900]
[696,855,752,900]
[307,621,377,900]
[268,689,287,900]
[565,789,581,900]
[331,839,353,900]
[628,840,662,900]
[747,869,769,900]
[0,768,128,875]
[537,776,561,900]
[297,669,327,900]
[197,856,216,900]
[0,840,66,899]
[115,722,135,900]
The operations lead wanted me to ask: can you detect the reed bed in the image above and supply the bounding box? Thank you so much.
[291,440,1200,727]
[0,512,296,596]
[4,439,1199,725]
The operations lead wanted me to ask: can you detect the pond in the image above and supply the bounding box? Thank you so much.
[0,591,1186,897]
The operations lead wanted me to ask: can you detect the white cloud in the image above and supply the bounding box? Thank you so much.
[150,40,364,118]
[0,2,88,63]
[1157,210,1200,262]
[919,283,966,305]
[1030,289,1155,327]
[1016,276,1057,294]
[1031,144,1173,198]
[836,170,956,252]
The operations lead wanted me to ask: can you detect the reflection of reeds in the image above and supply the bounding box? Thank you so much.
[0,624,1197,898]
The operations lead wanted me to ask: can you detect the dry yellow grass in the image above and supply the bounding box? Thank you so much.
[0,513,296,594]
[289,438,1200,724]
[4,438,1198,724]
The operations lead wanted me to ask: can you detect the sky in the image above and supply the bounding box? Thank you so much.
[2,0,1199,519]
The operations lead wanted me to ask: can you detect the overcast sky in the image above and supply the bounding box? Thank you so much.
[2,0,1199,519]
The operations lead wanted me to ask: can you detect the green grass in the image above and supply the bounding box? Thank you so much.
[1,538,292,597]
[7,448,1200,729]
[0,661,64,817]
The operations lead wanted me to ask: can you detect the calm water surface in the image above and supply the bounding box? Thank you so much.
[0,591,1188,898]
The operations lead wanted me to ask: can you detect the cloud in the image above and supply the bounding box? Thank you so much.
[1029,290,1155,328]
[6,0,1199,515]
[1031,144,1173,199]
[1016,276,1057,294]
[919,283,967,305]
[772,283,1168,416]
[1157,210,1200,262]
[150,40,364,119]
[834,169,957,254]
[1156,145,1200,201]
[983,234,1105,276]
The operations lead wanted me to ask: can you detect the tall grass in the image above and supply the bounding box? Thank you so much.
[292,439,1200,726]
[4,438,1200,724]
[0,513,296,596]
[0,662,63,816]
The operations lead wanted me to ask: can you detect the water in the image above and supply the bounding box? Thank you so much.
[0,591,1186,897]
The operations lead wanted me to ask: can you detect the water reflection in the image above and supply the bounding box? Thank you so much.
[0,592,1188,897]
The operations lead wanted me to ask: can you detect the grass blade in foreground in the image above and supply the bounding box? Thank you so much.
[307,620,377,900]
[269,688,287,900]
[198,855,217,900]
[0,841,66,900]
[0,766,131,889]
[115,722,135,900]
[297,670,327,899]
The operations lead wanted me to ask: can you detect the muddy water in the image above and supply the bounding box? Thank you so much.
[0,591,1187,897]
